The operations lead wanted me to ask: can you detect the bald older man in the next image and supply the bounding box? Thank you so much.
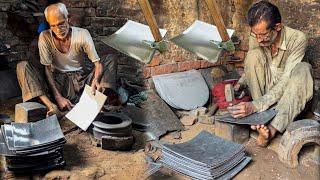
[16,3,117,120]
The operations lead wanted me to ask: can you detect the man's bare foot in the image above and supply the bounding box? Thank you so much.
[257,125,270,147]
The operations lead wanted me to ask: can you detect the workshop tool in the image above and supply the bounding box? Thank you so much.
[204,0,235,52]
[137,0,167,53]
[224,84,235,103]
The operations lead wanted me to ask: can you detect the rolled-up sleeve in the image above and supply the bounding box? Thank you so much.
[82,29,100,63]
[38,32,53,66]
[252,33,308,112]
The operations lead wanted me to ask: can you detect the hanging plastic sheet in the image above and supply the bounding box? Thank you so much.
[101,20,167,64]
[171,20,234,63]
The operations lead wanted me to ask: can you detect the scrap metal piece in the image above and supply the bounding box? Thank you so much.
[100,20,167,64]
[153,70,209,110]
[122,105,150,131]
[215,109,277,125]
[171,20,234,63]
[140,90,184,139]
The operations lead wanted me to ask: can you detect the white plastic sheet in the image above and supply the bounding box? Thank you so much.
[100,20,167,64]
[171,20,234,63]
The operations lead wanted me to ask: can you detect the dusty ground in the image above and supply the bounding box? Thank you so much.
[0,98,319,180]
[0,98,147,180]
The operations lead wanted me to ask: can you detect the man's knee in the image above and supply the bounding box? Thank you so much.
[244,48,265,69]
[291,62,312,78]
[16,61,29,72]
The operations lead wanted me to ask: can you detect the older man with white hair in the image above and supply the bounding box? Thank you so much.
[16,3,117,120]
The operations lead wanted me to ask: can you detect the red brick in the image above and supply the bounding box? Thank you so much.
[62,0,92,8]
[91,17,127,27]
[234,50,246,60]
[200,60,218,68]
[173,55,185,62]
[85,8,96,17]
[177,61,201,72]
[143,67,151,79]
[147,56,161,67]
[151,64,178,76]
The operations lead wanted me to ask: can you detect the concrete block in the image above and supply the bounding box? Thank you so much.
[215,120,249,144]
[15,102,47,123]
[277,119,320,168]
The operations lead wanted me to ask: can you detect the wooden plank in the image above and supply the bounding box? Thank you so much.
[138,0,162,42]
[204,0,230,42]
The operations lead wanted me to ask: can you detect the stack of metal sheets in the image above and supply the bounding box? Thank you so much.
[160,131,251,179]
[0,115,66,173]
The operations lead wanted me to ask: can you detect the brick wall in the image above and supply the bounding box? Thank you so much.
[0,0,319,88]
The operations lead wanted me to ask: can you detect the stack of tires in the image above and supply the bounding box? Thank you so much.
[92,112,134,150]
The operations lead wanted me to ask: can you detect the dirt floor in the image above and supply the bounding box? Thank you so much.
[0,98,319,180]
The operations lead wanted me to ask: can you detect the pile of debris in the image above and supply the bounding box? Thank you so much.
[159,131,251,179]
[0,115,66,173]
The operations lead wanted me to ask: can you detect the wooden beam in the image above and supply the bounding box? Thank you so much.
[204,0,230,42]
[138,0,162,42]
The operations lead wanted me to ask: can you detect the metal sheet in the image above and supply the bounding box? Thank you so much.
[11,115,64,149]
[0,129,63,157]
[100,20,167,64]
[146,162,162,177]
[66,85,107,131]
[122,105,150,131]
[161,156,251,180]
[162,156,246,178]
[153,70,209,110]
[216,157,251,180]
[162,131,245,167]
[140,91,184,139]
[215,109,277,125]
[162,151,246,176]
[171,20,234,63]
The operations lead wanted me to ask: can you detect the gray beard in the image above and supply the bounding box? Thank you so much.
[259,32,277,47]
